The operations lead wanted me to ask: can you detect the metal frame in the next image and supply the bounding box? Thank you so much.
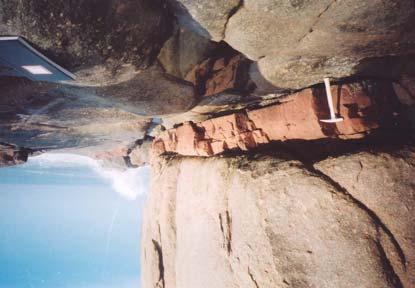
[0,36,76,80]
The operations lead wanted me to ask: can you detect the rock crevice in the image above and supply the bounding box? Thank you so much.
[152,237,166,288]
[310,165,407,272]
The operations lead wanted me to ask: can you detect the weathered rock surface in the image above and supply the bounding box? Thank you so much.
[185,54,252,97]
[0,0,171,74]
[0,0,197,114]
[158,25,217,79]
[91,65,196,115]
[153,80,400,156]
[393,75,415,132]
[393,76,415,107]
[174,0,415,90]
[169,0,241,42]
[128,140,153,167]
[0,77,151,150]
[316,149,415,286]
[142,147,415,288]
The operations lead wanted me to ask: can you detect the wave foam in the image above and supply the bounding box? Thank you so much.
[27,153,150,200]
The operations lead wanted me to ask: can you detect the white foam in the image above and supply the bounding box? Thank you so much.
[26,153,150,200]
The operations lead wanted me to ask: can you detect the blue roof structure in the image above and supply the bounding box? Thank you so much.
[0,36,75,83]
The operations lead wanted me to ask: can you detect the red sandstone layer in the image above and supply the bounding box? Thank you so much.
[153,82,399,157]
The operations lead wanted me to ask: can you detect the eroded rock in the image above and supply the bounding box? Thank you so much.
[153,81,400,156]
[129,140,153,167]
[170,0,241,41]
[174,0,415,90]
[158,25,217,79]
[0,77,151,150]
[316,149,415,286]
[0,0,198,114]
[0,0,171,74]
[185,54,252,97]
[142,147,415,287]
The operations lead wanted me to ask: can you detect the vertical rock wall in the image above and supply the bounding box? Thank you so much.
[141,148,415,288]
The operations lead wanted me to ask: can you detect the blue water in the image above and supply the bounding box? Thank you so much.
[0,155,149,288]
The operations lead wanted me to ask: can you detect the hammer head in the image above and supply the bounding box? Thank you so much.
[320,117,344,123]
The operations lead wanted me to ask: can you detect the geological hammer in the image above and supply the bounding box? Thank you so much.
[320,77,344,123]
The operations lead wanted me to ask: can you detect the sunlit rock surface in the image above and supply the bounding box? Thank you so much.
[0,77,151,150]
[174,0,415,90]
[152,80,401,156]
[142,147,415,288]
[0,1,414,287]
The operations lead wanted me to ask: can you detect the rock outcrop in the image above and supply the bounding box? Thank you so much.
[169,0,241,42]
[185,53,252,97]
[0,77,151,150]
[0,1,414,285]
[153,80,401,156]
[174,0,415,90]
[0,0,171,74]
[158,25,217,79]
[0,0,197,115]
[141,147,415,288]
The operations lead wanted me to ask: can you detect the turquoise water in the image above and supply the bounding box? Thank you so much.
[0,154,149,288]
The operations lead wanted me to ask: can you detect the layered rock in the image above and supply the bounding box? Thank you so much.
[185,53,252,97]
[141,147,415,288]
[153,80,400,156]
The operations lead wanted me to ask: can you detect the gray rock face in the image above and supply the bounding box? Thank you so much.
[91,66,196,115]
[0,0,199,113]
[0,0,171,72]
[171,0,241,41]
[141,148,415,288]
[158,25,217,79]
[173,0,415,90]
[250,55,358,92]
[316,150,415,287]
[0,77,151,150]
[226,0,415,89]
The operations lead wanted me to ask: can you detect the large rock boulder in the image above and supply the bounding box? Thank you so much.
[169,0,241,42]
[0,0,171,73]
[173,0,415,90]
[158,25,217,79]
[0,0,197,114]
[141,147,415,288]
[316,149,415,286]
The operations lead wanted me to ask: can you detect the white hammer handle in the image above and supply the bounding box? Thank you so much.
[324,77,336,119]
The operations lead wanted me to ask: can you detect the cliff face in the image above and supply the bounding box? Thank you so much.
[173,0,415,90]
[141,147,415,288]
[1,0,414,166]
[1,1,415,286]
